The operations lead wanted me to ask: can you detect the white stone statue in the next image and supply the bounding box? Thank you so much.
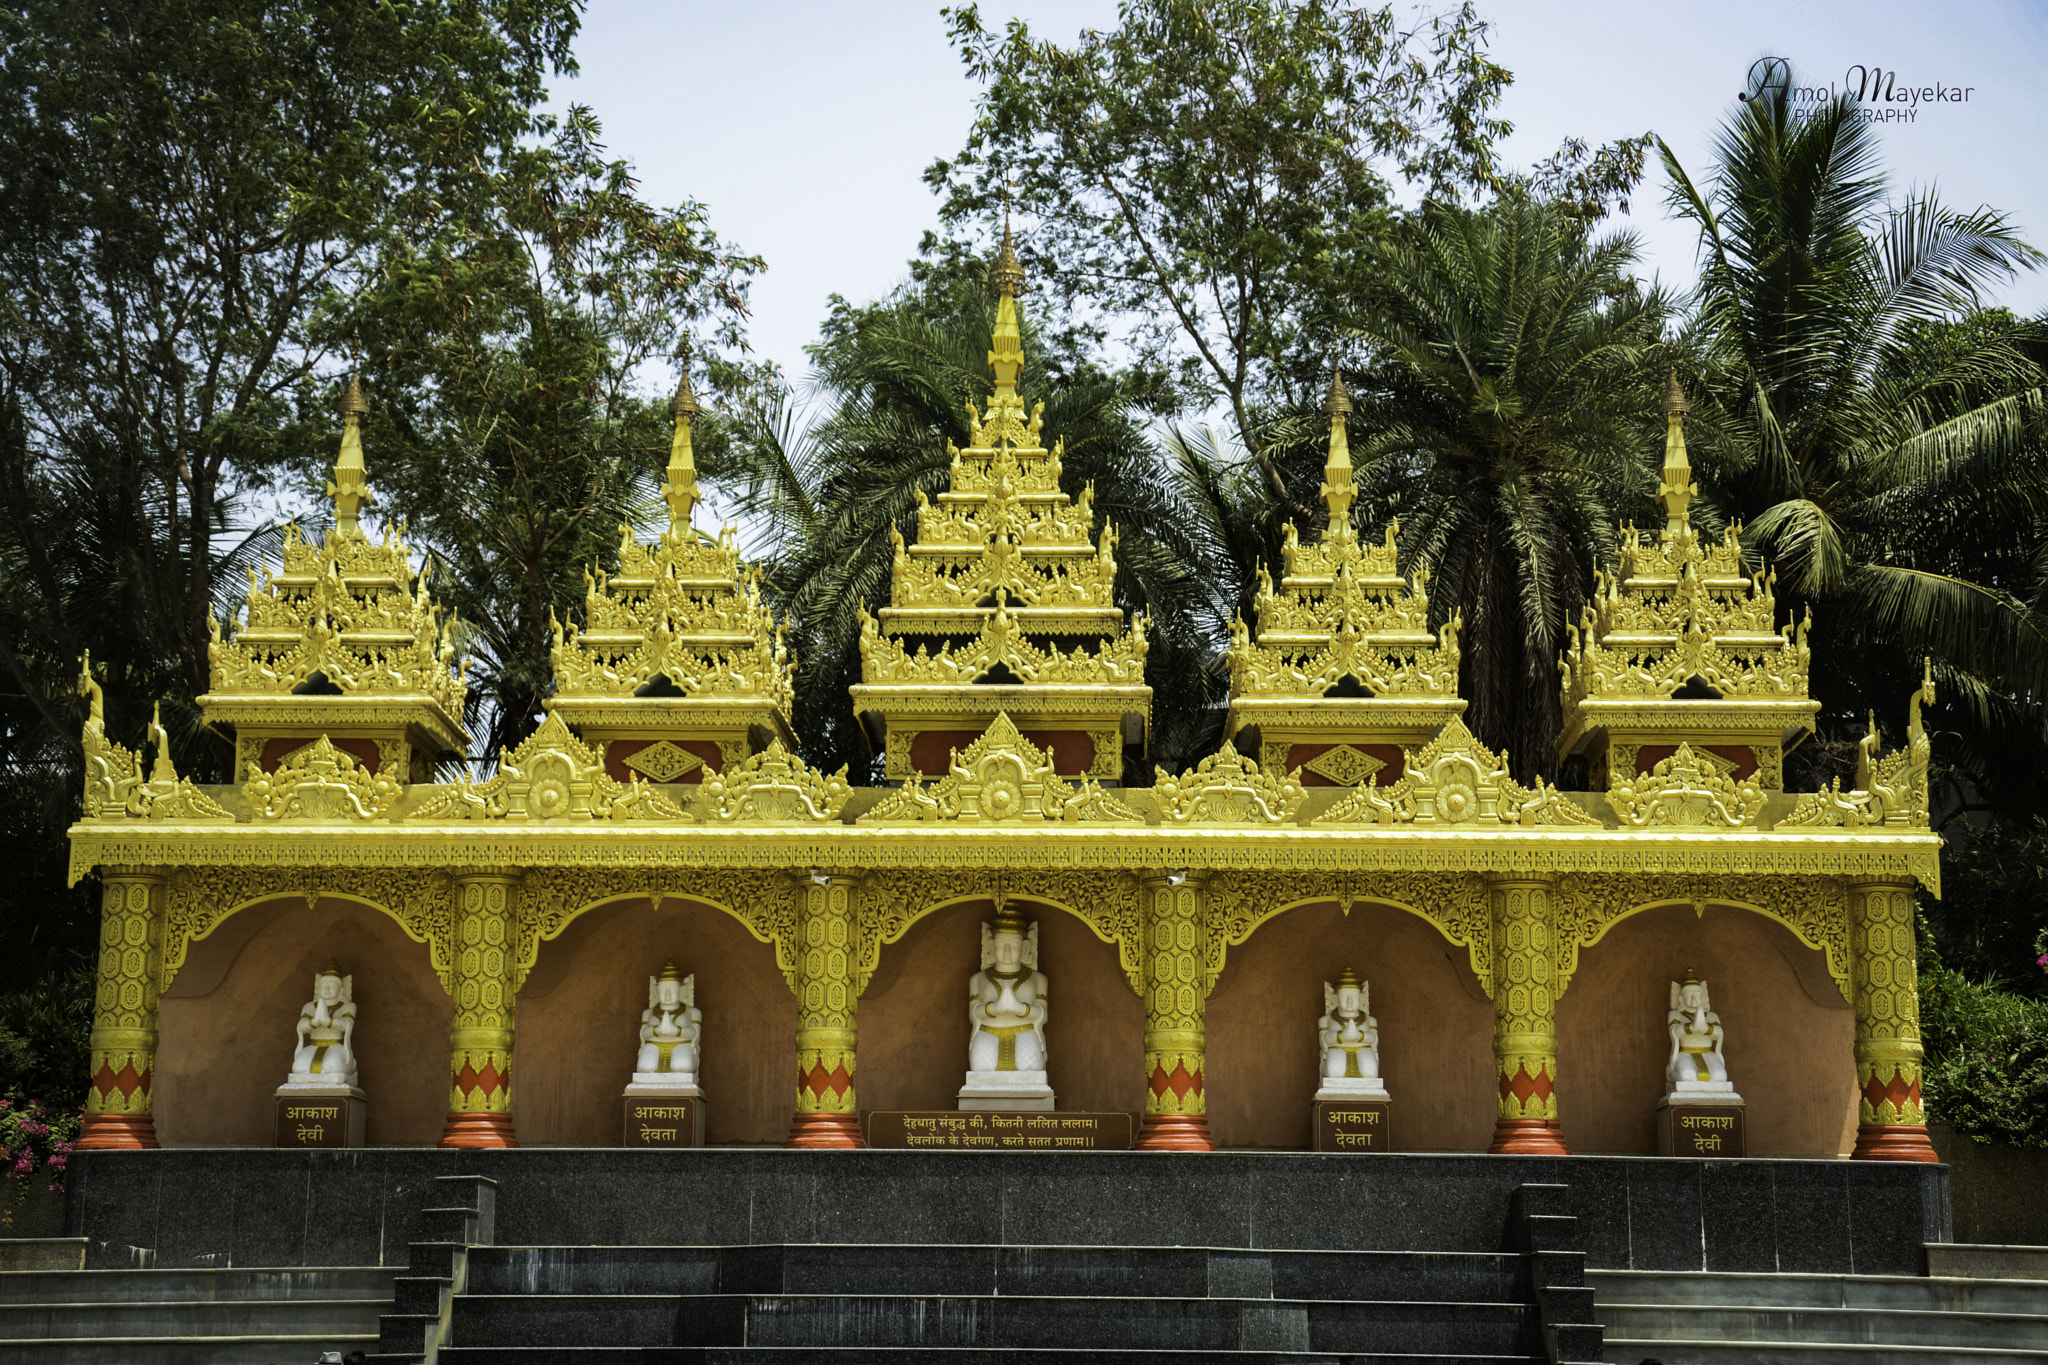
[1666,972,1740,1099]
[1315,966,1388,1101]
[285,963,358,1090]
[630,962,701,1089]
[958,902,1053,1110]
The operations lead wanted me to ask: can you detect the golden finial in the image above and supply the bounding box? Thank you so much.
[989,180,1026,298]
[1326,362,1353,419]
[1320,356,1355,526]
[1335,964,1362,990]
[992,900,1030,936]
[1681,967,1701,986]
[326,374,374,537]
[321,959,343,977]
[1660,363,1690,419]
[986,194,1026,404]
[1656,361,1695,534]
[657,960,684,982]
[663,350,701,534]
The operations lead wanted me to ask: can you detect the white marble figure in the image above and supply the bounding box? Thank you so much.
[1666,973,1740,1099]
[958,902,1053,1110]
[1315,966,1388,1101]
[631,963,701,1089]
[285,963,358,1090]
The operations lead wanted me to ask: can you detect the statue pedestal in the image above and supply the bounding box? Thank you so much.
[1659,1095,1745,1156]
[958,1071,1055,1111]
[274,1086,366,1148]
[1312,1098,1393,1151]
[622,1087,705,1147]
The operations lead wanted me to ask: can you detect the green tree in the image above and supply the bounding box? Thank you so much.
[1340,195,1669,777]
[1661,90,2048,799]
[337,107,763,761]
[928,0,1514,514]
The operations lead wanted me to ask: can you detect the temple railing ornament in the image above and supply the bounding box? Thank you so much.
[1781,663,1936,830]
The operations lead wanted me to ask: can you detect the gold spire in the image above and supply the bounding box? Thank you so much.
[1335,963,1361,990]
[1656,365,1695,534]
[657,960,683,982]
[992,899,1030,936]
[987,218,1026,405]
[327,374,374,537]
[664,359,701,534]
[1320,361,1355,527]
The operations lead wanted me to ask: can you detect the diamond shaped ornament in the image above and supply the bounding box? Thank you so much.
[1302,744,1385,787]
[621,740,702,783]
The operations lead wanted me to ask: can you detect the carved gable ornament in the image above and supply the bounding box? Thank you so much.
[1154,741,1304,824]
[246,735,401,823]
[76,670,234,823]
[404,712,687,823]
[1317,717,1599,828]
[1780,665,1935,830]
[696,741,852,824]
[1605,742,1765,829]
[862,712,1139,825]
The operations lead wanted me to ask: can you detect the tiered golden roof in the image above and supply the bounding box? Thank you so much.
[1557,371,1818,790]
[201,377,469,790]
[851,228,1150,781]
[1224,368,1464,787]
[548,366,795,783]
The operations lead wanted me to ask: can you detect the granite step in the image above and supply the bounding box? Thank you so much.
[1595,1303,2048,1352]
[1587,1269,2048,1315]
[449,1291,1531,1354]
[1925,1245,2048,1282]
[1595,1344,2048,1365]
[468,1244,1528,1303]
[0,1334,381,1364]
[435,1350,1538,1364]
[0,1264,398,1306]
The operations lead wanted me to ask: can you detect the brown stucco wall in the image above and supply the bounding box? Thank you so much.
[1204,901,1497,1151]
[1555,903,1857,1157]
[513,898,797,1146]
[156,897,453,1146]
[857,899,1146,1117]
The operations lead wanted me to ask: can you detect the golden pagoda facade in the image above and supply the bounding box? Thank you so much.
[1557,373,1818,791]
[850,232,1149,781]
[200,378,468,796]
[549,369,794,785]
[1225,371,1464,788]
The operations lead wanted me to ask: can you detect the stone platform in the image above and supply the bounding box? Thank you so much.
[63,1149,1947,1277]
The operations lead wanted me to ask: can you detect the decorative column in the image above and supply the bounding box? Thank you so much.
[1135,870,1212,1151]
[440,871,518,1148]
[1848,876,1940,1162]
[76,867,167,1150]
[1487,873,1569,1155]
[786,870,864,1148]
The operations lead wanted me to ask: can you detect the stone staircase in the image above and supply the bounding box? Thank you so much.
[1589,1254,2048,1364]
[0,1262,395,1363]
[412,1242,1552,1362]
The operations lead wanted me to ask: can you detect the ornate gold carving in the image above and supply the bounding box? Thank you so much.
[512,868,796,993]
[696,741,851,823]
[1203,870,1492,998]
[1318,718,1599,828]
[884,728,919,780]
[402,714,687,823]
[76,664,233,822]
[1153,742,1304,824]
[1227,612,1461,699]
[863,713,1139,825]
[859,596,1149,685]
[1605,742,1765,828]
[245,736,401,822]
[621,740,702,783]
[160,866,455,994]
[1782,665,1936,830]
[1301,744,1384,787]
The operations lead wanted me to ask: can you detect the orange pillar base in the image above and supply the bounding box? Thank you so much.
[785,1113,864,1149]
[74,1114,159,1151]
[439,1112,518,1149]
[1851,1123,1940,1162]
[1134,1113,1213,1151]
[1488,1118,1570,1155]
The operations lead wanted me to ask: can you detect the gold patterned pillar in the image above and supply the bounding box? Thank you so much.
[786,870,864,1148]
[1848,876,1939,1162]
[76,867,167,1150]
[1487,873,1570,1155]
[440,871,518,1148]
[1135,870,1213,1150]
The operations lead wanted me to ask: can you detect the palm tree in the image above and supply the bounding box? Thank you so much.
[1341,194,1670,778]
[713,270,1245,779]
[1661,90,2048,802]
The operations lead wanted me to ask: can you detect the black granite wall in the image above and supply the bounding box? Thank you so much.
[63,1149,1949,1277]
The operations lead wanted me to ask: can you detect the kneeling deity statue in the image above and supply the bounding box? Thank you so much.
[1315,966,1388,1101]
[958,901,1053,1110]
[631,962,702,1091]
[284,962,359,1090]
[1666,972,1740,1099]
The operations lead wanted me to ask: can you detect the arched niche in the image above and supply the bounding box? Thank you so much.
[1205,899,1495,1152]
[858,897,1144,1116]
[156,896,451,1145]
[1556,903,1856,1157]
[515,897,797,1146]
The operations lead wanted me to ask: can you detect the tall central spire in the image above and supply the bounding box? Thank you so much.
[327,374,374,536]
[987,216,1026,404]
[1657,366,1694,534]
[1321,363,1355,528]
[664,358,701,536]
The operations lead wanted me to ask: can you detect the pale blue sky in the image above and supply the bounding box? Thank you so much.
[556,0,2048,383]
